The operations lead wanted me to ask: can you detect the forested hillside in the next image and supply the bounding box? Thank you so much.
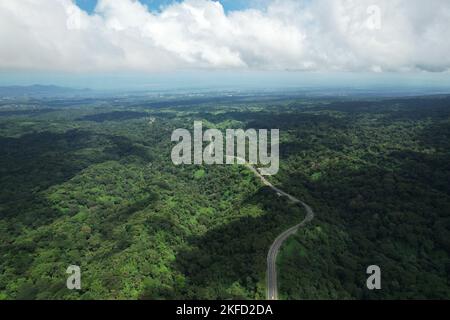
[0,95,449,299]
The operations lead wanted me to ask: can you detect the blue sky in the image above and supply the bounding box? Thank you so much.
[75,0,256,13]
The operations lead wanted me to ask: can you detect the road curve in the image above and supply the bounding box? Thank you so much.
[266,200,314,300]
[229,157,315,300]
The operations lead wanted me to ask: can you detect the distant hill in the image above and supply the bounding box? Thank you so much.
[0,85,92,98]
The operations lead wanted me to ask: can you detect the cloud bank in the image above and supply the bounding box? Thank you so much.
[0,0,449,73]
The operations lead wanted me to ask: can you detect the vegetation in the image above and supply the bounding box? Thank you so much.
[0,94,449,299]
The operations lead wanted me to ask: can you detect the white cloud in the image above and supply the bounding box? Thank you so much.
[0,0,449,72]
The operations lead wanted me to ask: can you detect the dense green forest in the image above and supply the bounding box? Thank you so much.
[0,94,449,299]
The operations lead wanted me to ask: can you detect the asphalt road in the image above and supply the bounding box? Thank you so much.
[233,158,315,300]
[266,200,314,300]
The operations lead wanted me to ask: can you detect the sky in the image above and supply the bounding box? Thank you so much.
[0,0,450,90]
[75,0,258,13]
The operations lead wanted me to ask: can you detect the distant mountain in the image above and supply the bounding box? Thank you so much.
[0,85,92,97]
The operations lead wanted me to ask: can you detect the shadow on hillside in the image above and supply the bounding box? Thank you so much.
[0,128,160,298]
[161,187,305,300]
[276,145,450,299]
[0,129,152,224]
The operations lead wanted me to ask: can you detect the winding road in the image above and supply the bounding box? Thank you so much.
[232,157,315,300]
[266,200,314,300]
